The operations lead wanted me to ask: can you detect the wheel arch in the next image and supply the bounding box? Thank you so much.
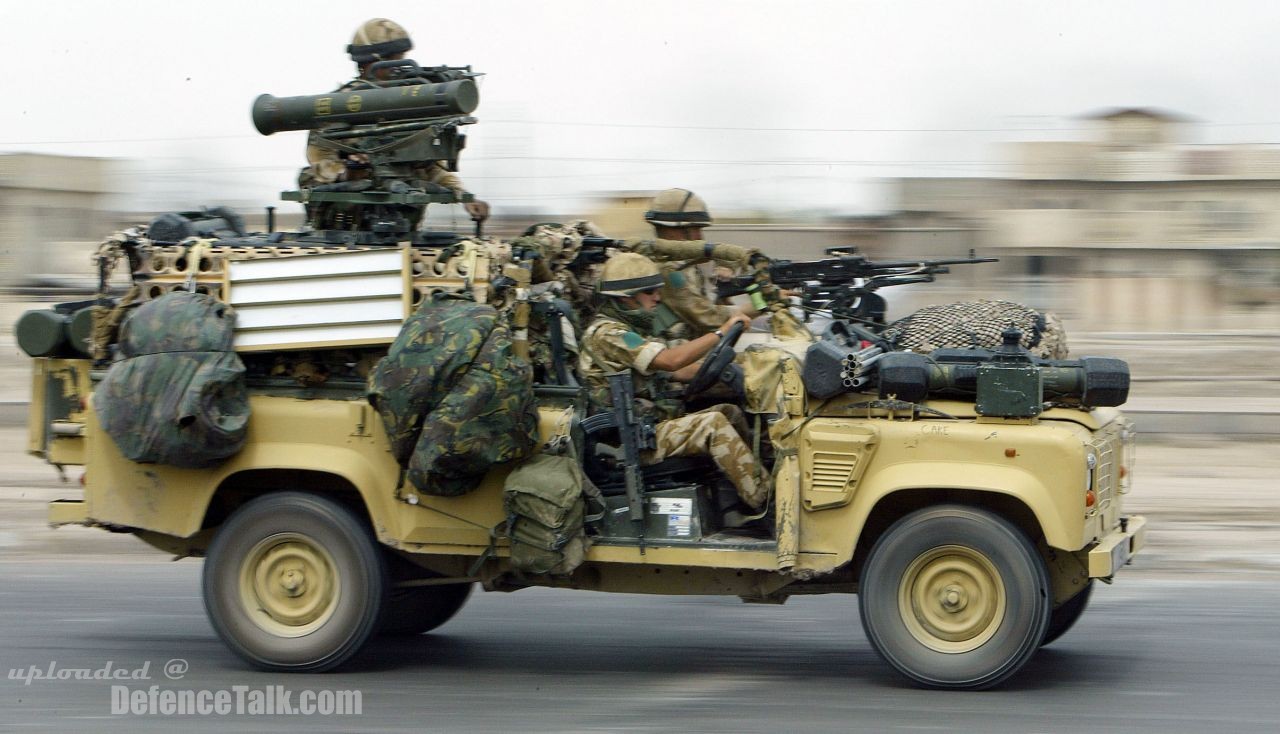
[195,442,399,550]
[851,487,1045,584]
[203,468,372,531]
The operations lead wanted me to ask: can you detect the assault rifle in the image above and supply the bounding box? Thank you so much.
[716,247,997,327]
[604,372,656,527]
[253,60,482,243]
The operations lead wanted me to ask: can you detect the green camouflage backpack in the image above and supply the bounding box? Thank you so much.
[368,294,539,497]
[92,292,248,468]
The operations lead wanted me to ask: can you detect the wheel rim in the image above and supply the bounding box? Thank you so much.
[238,532,340,638]
[898,544,1006,654]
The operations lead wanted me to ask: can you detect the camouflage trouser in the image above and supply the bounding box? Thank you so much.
[646,404,772,510]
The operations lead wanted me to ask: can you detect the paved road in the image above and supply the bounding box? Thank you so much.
[1,560,1278,733]
[3,423,1279,732]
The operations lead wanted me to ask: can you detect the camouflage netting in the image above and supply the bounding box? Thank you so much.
[881,300,1069,359]
[93,292,249,468]
[368,294,539,497]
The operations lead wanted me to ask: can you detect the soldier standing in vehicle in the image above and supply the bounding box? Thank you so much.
[628,188,809,342]
[300,18,489,223]
[578,252,772,511]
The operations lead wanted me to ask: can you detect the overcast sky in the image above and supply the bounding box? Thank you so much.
[6,1,1280,217]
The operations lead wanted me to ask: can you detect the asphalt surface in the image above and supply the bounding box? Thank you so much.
[2,319,1278,732]
[3,429,1280,732]
[1,561,1278,733]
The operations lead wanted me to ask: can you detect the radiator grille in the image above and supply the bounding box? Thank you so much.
[1090,431,1119,517]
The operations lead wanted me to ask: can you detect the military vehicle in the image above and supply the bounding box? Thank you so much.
[16,61,1145,690]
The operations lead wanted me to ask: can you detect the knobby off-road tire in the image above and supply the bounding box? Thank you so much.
[859,505,1051,690]
[1041,581,1093,646]
[380,582,473,636]
[203,492,387,672]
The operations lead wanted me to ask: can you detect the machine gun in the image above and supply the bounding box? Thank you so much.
[252,60,482,244]
[716,246,997,327]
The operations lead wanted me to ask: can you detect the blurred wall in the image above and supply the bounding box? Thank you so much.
[0,154,114,286]
[896,109,1280,332]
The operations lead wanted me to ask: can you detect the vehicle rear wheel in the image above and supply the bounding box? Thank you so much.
[1041,581,1093,646]
[859,505,1050,690]
[202,492,386,672]
[381,583,473,636]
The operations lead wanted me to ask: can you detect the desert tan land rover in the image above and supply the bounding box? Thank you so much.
[18,65,1144,689]
[20,219,1145,691]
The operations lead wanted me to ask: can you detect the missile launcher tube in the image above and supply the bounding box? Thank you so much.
[252,80,479,135]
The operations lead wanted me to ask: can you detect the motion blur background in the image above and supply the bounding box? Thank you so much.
[1,7,1278,728]
[1,1,1277,414]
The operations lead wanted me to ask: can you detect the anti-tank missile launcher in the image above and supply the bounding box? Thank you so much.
[255,61,483,241]
[803,327,1130,416]
[252,80,478,135]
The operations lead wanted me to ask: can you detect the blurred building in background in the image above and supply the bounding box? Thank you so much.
[0,154,115,287]
[597,108,1279,333]
[6,110,1279,334]
[893,108,1280,332]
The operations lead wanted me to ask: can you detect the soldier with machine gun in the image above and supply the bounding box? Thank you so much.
[624,188,812,343]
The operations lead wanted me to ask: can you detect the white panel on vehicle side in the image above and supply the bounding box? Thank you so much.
[226,249,409,351]
[233,323,406,350]
[229,273,403,305]
[228,249,402,281]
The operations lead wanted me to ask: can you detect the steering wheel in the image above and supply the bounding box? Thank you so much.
[683,321,746,398]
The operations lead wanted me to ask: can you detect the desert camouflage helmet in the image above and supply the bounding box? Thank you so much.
[598,253,665,297]
[644,188,712,228]
[348,18,413,64]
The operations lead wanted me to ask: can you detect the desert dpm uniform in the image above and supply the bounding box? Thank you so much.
[579,309,772,510]
[633,188,813,343]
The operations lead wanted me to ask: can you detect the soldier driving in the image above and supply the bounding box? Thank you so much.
[578,252,773,512]
[301,18,490,224]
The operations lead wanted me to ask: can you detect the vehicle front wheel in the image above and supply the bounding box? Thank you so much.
[858,505,1051,690]
[203,492,386,672]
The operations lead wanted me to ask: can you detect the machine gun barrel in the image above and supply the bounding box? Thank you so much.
[715,250,998,326]
[252,80,479,135]
[718,253,996,296]
[860,256,999,271]
[767,254,997,287]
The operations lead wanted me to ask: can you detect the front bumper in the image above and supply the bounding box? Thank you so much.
[48,499,88,526]
[1087,515,1147,577]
